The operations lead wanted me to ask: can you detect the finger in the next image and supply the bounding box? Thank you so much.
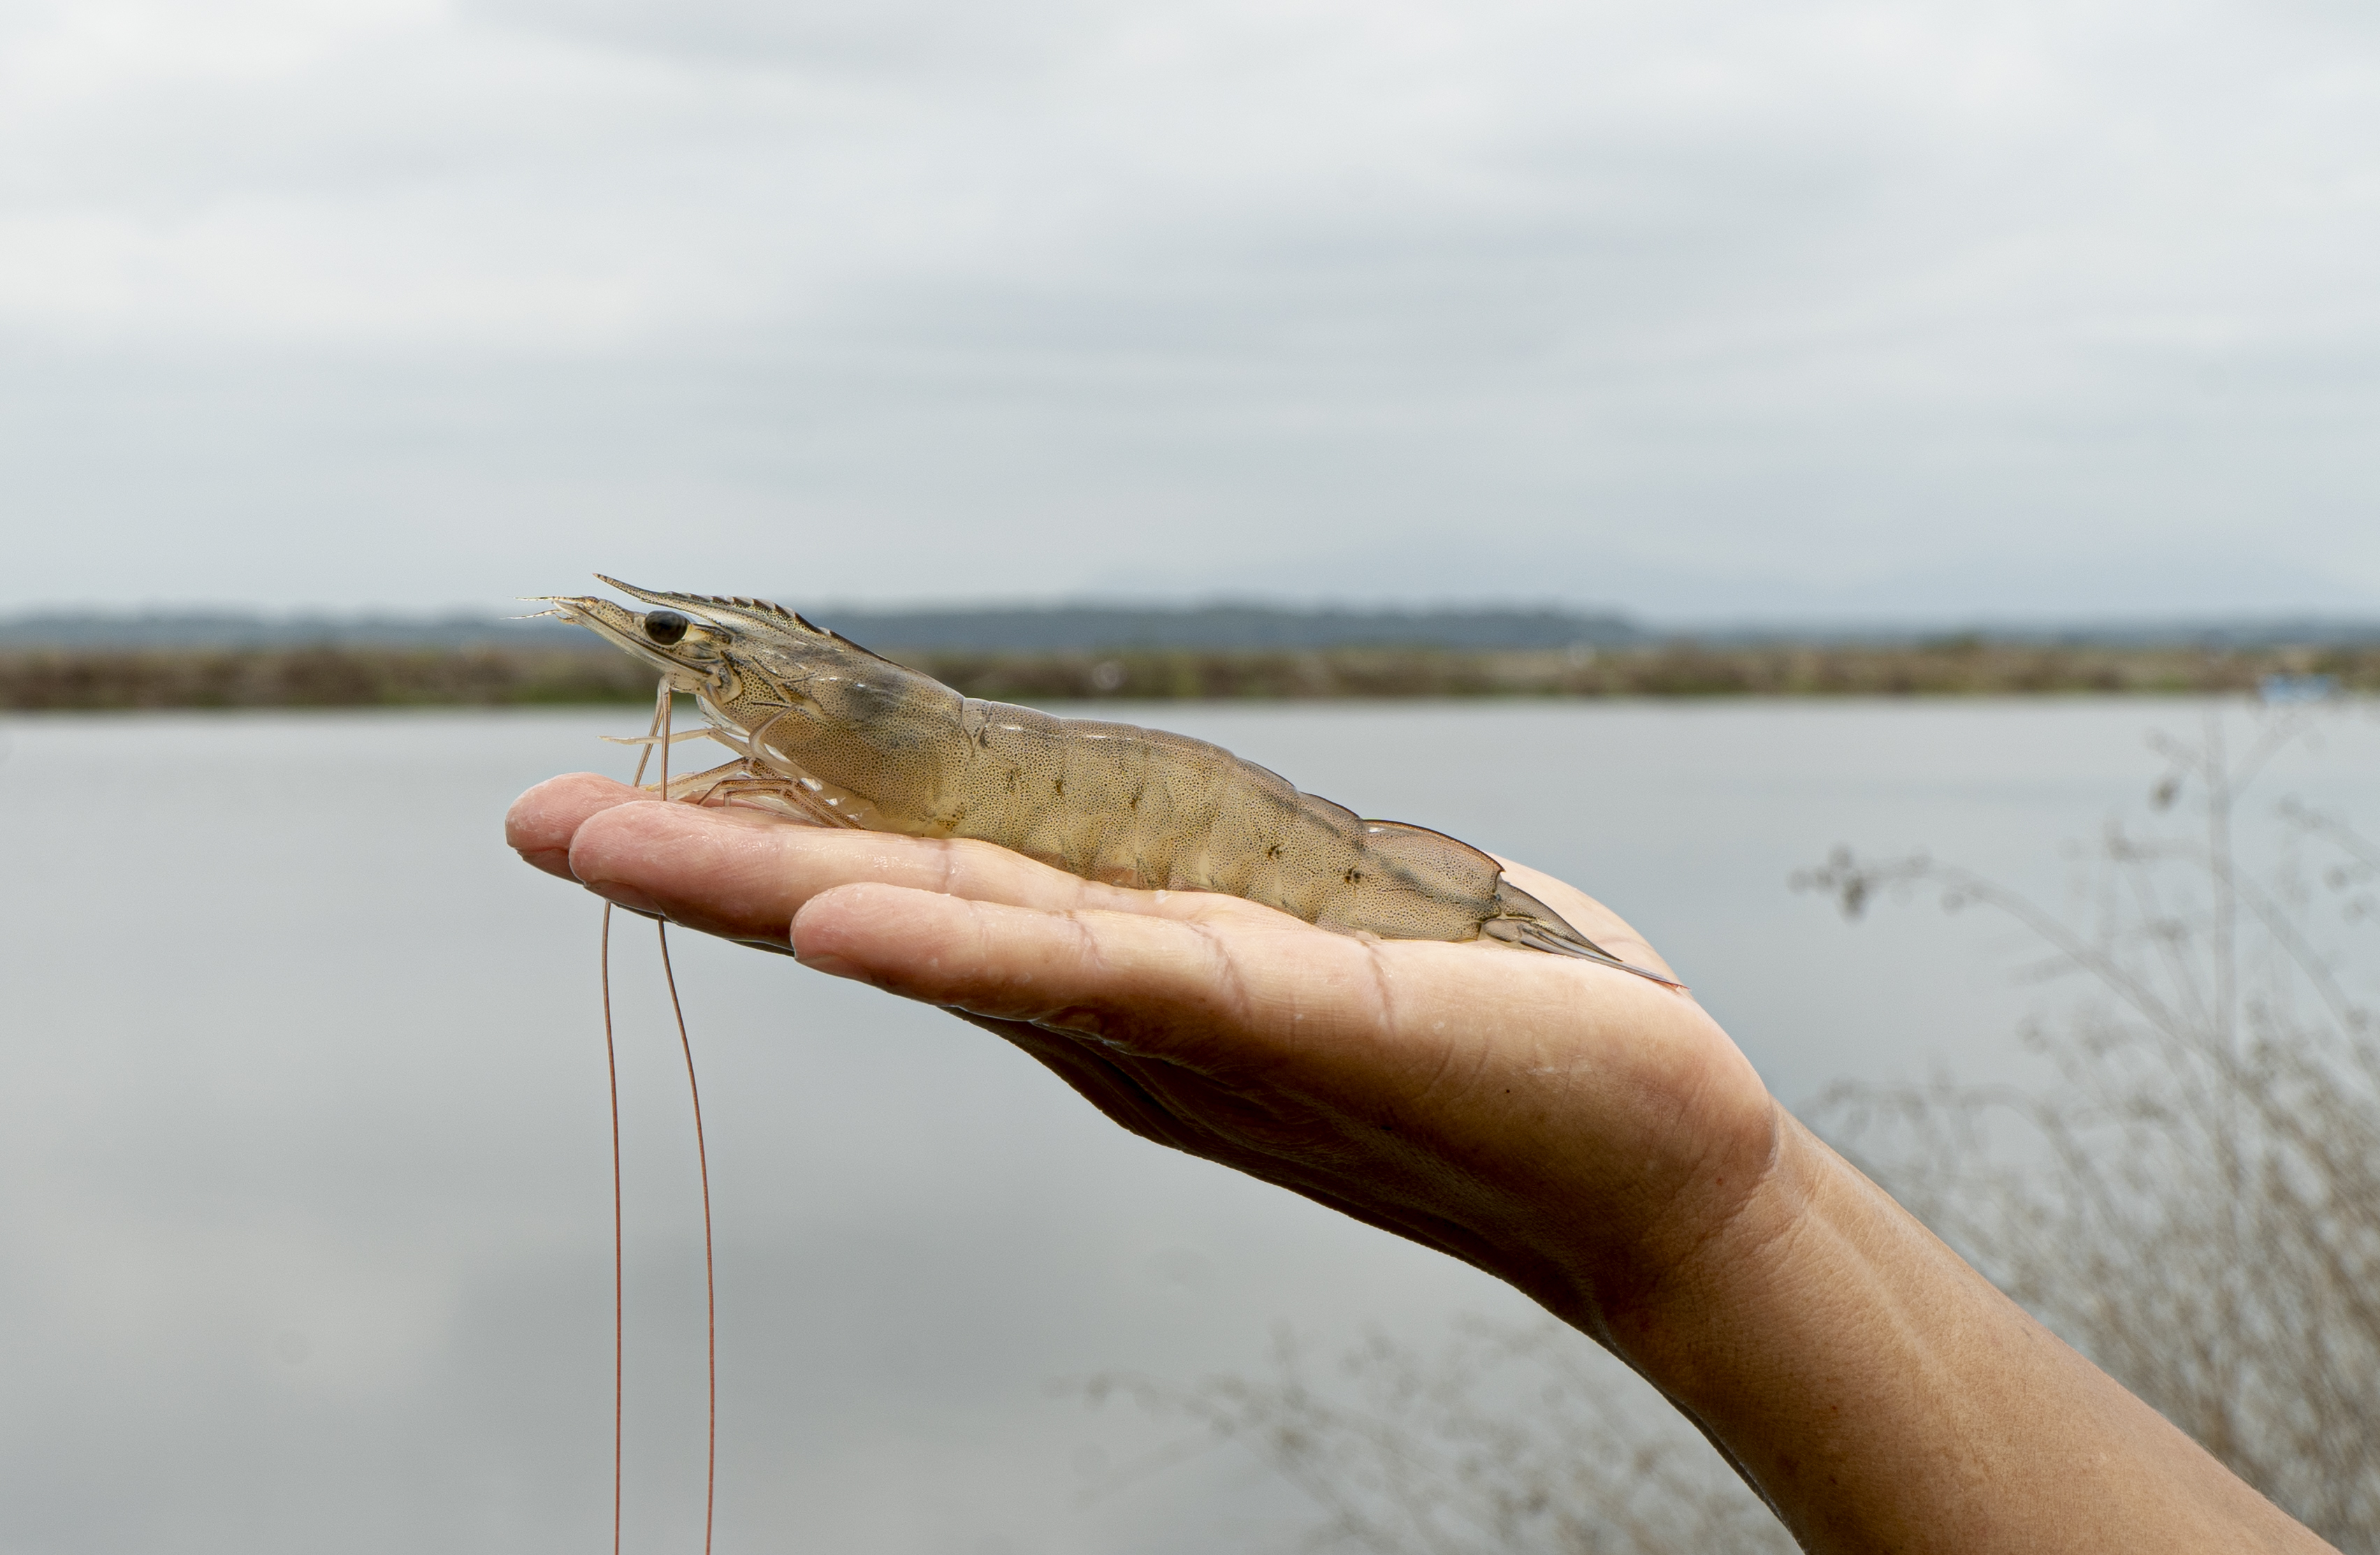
[561,797,1277,946]
[792,881,1665,1076]
[505,773,646,879]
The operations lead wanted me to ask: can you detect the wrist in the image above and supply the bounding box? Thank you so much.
[1593,1108,1827,1394]
[1590,1116,2331,1554]
[1490,1002,1792,1355]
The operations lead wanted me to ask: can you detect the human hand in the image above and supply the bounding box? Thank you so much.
[505,773,1780,1339]
[508,773,2339,1554]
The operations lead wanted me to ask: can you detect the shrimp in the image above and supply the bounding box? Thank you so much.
[539,576,1680,986]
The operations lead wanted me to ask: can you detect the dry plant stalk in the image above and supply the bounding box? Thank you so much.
[1076,1322,1794,1555]
[1797,708,2380,1549]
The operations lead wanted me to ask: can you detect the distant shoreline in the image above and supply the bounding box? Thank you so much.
[3,642,2372,710]
[8,604,2379,655]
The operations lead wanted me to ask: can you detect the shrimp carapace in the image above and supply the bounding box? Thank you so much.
[539,578,1681,986]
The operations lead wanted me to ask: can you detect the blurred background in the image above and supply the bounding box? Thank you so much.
[3,1,2377,1551]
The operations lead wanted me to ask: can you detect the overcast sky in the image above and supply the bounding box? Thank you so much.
[5,0,2377,619]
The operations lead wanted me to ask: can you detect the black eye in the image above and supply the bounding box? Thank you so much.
[643,610,689,646]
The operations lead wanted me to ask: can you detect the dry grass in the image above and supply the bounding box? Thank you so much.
[1077,1324,1792,1555]
[1798,710,2380,1548]
[1083,708,2376,1552]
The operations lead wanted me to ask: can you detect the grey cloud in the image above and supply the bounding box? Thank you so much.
[3,0,2377,617]
[469,0,1094,72]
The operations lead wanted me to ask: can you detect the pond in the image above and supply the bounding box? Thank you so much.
[1,699,2370,1552]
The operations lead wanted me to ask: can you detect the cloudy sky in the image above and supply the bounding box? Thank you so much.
[5,0,2377,620]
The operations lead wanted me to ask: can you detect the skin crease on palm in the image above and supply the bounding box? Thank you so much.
[507,773,2337,1555]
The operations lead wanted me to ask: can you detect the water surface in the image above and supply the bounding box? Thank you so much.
[1,700,2370,1552]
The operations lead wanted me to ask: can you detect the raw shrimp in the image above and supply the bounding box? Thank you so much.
[539,577,1678,986]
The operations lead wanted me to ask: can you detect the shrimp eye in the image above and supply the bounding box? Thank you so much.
[643,610,690,646]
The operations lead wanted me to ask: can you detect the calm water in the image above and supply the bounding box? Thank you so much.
[1,700,2372,1552]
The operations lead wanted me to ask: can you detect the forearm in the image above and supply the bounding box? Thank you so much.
[1602,1114,2332,1554]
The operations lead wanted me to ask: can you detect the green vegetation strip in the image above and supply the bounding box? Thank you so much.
[1,642,2374,710]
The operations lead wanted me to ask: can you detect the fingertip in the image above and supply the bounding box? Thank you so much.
[792,879,945,954]
[507,773,649,879]
[792,883,974,993]
[505,772,644,850]
[514,844,579,881]
[561,792,670,878]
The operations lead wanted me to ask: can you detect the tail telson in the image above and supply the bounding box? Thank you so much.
[1484,881,1688,989]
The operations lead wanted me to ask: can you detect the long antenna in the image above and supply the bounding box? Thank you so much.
[659,923,717,1555]
[601,678,673,1555]
[600,904,625,1555]
[655,677,720,1555]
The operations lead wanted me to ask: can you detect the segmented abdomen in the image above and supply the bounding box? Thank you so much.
[934,699,1504,942]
